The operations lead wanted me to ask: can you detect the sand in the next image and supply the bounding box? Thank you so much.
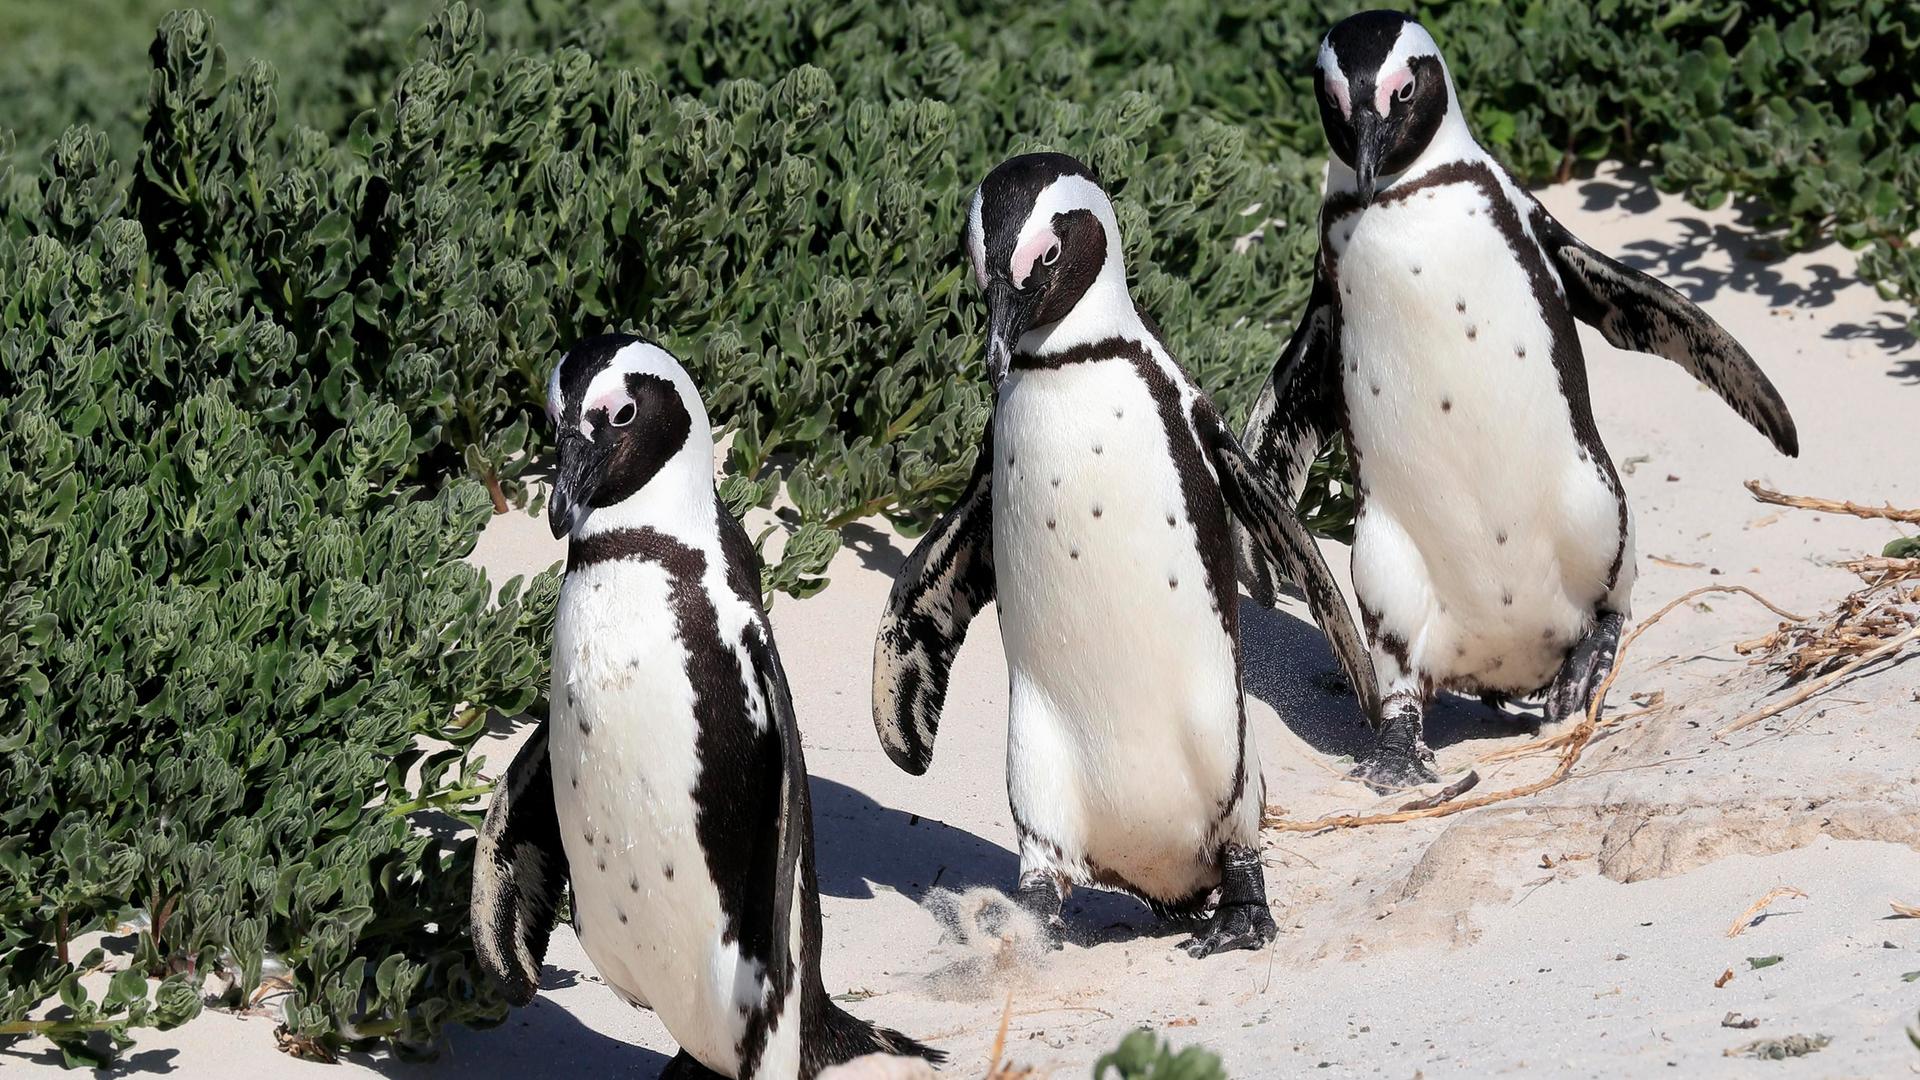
[7,163,1917,1078]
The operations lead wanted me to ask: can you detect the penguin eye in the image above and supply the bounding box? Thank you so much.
[1040,243,1061,267]
[1396,77,1416,104]
[609,402,636,428]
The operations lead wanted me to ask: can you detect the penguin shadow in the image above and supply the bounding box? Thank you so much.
[1238,596,1532,762]
[807,779,1192,948]
[808,776,1014,902]
[358,998,668,1080]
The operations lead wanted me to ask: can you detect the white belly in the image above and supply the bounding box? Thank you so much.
[549,563,764,1076]
[992,359,1252,900]
[1332,182,1628,692]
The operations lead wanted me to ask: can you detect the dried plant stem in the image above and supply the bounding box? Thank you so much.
[1264,586,1795,833]
[983,991,1013,1080]
[1714,622,1920,738]
[1726,886,1807,937]
[1744,480,1920,525]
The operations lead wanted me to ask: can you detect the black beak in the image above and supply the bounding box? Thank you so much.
[1351,106,1387,208]
[984,277,1038,389]
[548,434,605,539]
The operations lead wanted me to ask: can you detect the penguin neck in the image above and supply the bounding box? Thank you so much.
[571,439,718,548]
[1016,269,1143,357]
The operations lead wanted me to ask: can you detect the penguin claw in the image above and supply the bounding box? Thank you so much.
[1347,748,1440,794]
[1179,902,1277,958]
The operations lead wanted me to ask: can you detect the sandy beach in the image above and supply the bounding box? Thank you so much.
[9,163,1917,1079]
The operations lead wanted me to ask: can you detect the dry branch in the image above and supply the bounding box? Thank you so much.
[1744,480,1920,525]
[1727,887,1807,937]
[1263,585,1790,833]
[1716,623,1920,738]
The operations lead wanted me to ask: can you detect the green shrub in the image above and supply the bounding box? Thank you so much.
[1097,1028,1230,1080]
[2,0,1915,1066]
[0,60,558,1061]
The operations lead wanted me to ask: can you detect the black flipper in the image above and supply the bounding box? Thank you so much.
[871,427,996,774]
[1533,208,1799,457]
[1197,406,1381,725]
[744,625,806,1018]
[471,717,566,1006]
[1237,271,1343,606]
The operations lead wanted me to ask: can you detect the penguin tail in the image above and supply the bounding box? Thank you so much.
[819,1003,947,1067]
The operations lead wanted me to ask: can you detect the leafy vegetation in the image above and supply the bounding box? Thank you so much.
[1096,1028,1230,1080]
[1,0,1915,1066]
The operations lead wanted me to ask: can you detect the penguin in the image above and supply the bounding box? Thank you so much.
[471,334,942,1079]
[871,153,1378,957]
[1239,11,1798,790]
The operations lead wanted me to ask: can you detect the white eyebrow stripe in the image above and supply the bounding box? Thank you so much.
[1317,41,1352,119]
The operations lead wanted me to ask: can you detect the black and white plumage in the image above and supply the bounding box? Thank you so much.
[873,154,1376,957]
[473,335,940,1079]
[1241,12,1798,789]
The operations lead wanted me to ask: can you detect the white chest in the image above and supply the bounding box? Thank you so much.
[1329,184,1626,689]
[548,561,767,1075]
[989,358,1248,896]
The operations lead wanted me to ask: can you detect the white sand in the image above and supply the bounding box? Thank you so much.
[9,164,1917,1078]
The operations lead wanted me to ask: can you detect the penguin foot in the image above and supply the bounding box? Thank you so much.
[1347,748,1439,793]
[1349,693,1438,793]
[1012,872,1069,951]
[1180,902,1277,958]
[1545,610,1626,722]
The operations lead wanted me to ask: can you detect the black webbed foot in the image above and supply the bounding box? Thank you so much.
[1012,870,1068,950]
[1179,845,1277,958]
[1348,693,1437,793]
[1545,610,1626,722]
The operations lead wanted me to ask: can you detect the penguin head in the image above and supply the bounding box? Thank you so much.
[1316,11,1458,206]
[965,152,1126,385]
[544,334,709,538]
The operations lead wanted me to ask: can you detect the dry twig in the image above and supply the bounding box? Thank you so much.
[1744,480,1920,525]
[1264,585,1790,832]
[1726,887,1807,937]
[1716,623,1920,738]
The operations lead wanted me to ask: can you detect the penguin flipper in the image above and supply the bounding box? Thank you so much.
[746,626,806,1008]
[471,716,567,1007]
[871,428,996,775]
[1238,271,1342,605]
[1534,210,1799,457]
[1197,407,1383,725]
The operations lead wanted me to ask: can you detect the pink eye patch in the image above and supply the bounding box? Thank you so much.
[1009,230,1059,289]
[1375,69,1413,114]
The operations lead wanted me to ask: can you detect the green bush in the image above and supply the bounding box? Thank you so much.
[1097,1028,1230,1080]
[0,37,558,1059]
[2,0,1915,1066]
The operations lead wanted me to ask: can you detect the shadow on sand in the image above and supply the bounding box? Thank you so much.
[1239,595,1537,762]
[1573,168,1848,310]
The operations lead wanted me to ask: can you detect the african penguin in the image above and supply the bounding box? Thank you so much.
[872,153,1378,957]
[472,334,942,1079]
[1239,11,1798,790]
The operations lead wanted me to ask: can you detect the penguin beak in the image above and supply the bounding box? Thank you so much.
[548,434,606,539]
[984,277,1037,389]
[1351,107,1386,208]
